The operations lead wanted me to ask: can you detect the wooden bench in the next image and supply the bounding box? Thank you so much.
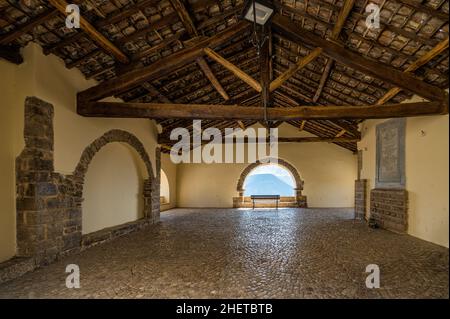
[250,195,281,209]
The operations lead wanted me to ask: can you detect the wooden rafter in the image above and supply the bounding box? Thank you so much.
[270,48,323,92]
[78,21,250,103]
[299,120,306,131]
[237,120,246,130]
[48,0,129,64]
[170,0,198,37]
[79,101,447,120]
[377,38,449,105]
[158,136,361,144]
[272,14,449,103]
[261,28,273,108]
[313,58,334,102]
[204,48,263,92]
[197,57,230,100]
[330,0,356,40]
[270,0,355,93]
[142,83,172,103]
[0,10,59,45]
[313,0,355,103]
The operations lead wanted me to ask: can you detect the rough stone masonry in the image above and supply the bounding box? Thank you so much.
[15,96,161,268]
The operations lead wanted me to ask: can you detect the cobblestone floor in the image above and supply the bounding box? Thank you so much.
[0,208,448,299]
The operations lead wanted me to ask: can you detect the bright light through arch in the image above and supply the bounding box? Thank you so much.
[243,164,296,196]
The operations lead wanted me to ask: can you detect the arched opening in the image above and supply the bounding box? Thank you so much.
[234,158,307,208]
[160,169,170,205]
[70,129,158,247]
[82,143,147,234]
[243,164,296,197]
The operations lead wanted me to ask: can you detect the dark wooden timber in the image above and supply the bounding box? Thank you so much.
[271,14,448,103]
[78,21,250,103]
[0,10,59,45]
[78,101,447,120]
[158,136,361,144]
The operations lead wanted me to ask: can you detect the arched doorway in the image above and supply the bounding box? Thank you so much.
[234,158,307,208]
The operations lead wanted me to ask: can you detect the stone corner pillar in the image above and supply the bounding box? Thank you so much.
[148,147,161,223]
[16,97,63,264]
[354,179,367,220]
[295,188,307,208]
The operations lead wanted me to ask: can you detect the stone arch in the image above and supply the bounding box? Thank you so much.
[70,129,159,227]
[235,158,307,207]
[16,98,161,265]
[73,129,154,182]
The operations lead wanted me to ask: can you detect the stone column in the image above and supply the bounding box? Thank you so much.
[16,97,63,264]
[295,188,307,207]
[354,179,367,220]
[143,178,153,219]
[150,147,161,222]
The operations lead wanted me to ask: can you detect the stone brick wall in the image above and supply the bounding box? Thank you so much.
[15,97,160,266]
[354,179,367,220]
[370,189,408,233]
[16,97,63,264]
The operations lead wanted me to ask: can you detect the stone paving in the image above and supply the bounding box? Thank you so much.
[0,208,448,299]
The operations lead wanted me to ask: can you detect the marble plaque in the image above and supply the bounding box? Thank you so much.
[376,118,406,188]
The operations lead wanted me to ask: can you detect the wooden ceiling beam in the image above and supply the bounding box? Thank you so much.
[330,0,356,40]
[170,0,198,37]
[377,38,449,105]
[196,57,230,100]
[159,135,360,145]
[142,83,172,103]
[270,0,355,93]
[261,27,273,109]
[237,120,246,130]
[0,9,59,45]
[48,0,129,64]
[312,58,334,102]
[311,0,355,103]
[78,101,447,121]
[78,21,250,103]
[204,48,263,92]
[299,120,307,131]
[270,48,323,92]
[272,14,448,103]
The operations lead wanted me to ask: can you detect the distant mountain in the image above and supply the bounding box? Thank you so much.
[244,174,295,196]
